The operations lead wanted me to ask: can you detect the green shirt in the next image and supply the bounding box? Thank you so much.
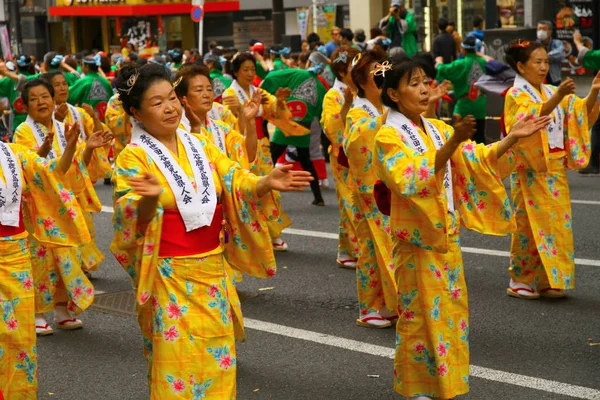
[68,71,113,121]
[260,69,327,148]
[582,49,600,70]
[0,77,27,129]
[273,58,289,71]
[210,69,233,100]
[436,53,487,119]
[402,12,418,57]
[256,61,267,80]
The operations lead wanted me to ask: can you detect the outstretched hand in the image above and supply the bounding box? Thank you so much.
[509,114,552,139]
[182,98,202,132]
[267,164,313,192]
[452,115,476,143]
[130,172,162,198]
[343,86,354,107]
[243,90,262,120]
[275,87,292,103]
[86,130,114,149]
[64,122,80,148]
[54,103,69,122]
[429,80,451,103]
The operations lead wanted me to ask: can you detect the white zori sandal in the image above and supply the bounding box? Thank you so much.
[506,279,540,299]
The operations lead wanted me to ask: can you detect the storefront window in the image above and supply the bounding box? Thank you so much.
[164,16,183,50]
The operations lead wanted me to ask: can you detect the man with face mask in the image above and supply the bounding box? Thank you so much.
[536,20,565,86]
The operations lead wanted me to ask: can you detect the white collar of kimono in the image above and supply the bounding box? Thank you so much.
[130,120,217,231]
[0,142,23,227]
[179,112,226,154]
[208,103,220,121]
[231,79,263,117]
[55,104,86,141]
[25,115,66,159]
[332,79,347,98]
[513,74,564,150]
[386,110,454,212]
[351,97,385,118]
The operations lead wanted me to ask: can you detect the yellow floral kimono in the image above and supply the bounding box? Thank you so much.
[199,119,249,170]
[64,104,112,179]
[105,93,131,163]
[209,102,238,131]
[14,120,101,313]
[374,115,515,399]
[504,83,592,289]
[111,134,276,400]
[1,143,90,400]
[223,83,293,240]
[343,103,397,317]
[321,84,359,261]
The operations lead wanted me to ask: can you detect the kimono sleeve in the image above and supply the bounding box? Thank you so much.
[373,125,448,252]
[67,79,85,106]
[13,123,39,150]
[504,88,548,172]
[321,91,344,157]
[221,105,239,131]
[14,143,91,247]
[257,87,310,137]
[447,122,515,236]
[105,96,131,159]
[109,145,163,305]
[562,94,591,170]
[80,109,112,181]
[219,120,250,170]
[202,138,277,279]
[344,110,382,193]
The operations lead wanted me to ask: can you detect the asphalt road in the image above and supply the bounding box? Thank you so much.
[36,169,600,400]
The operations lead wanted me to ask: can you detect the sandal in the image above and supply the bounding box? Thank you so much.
[356,313,392,329]
[36,323,54,336]
[538,286,567,299]
[336,258,357,269]
[56,318,83,330]
[272,238,288,252]
[506,280,539,300]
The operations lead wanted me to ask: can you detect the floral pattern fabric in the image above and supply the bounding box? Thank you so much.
[504,85,591,289]
[343,107,396,315]
[222,85,292,240]
[321,88,359,260]
[111,136,277,398]
[374,119,515,398]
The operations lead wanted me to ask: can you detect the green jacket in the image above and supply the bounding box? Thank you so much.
[436,53,487,119]
[0,77,27,129]
[260,69,326,148]
[581,48,600,70]
[68,72,113,121]
[210,69,233,101]
[402,12,418,57]
[273,58,289,71]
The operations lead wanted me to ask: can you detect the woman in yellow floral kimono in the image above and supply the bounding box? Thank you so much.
[106,92,131,163]
[504,39,600,299]
[1,120,88,398]
[174,63,262,339]
[223,53,310,251]
[110,64,312,399]
[374,58,550,400]
[321,46,361,269]
[13,78,112,335]
[342,50,397,328]
[44,70,112,275]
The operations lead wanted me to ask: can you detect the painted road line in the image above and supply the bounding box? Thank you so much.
[572,200,600,206]
[244,318,600,400]
[99,208,600,267]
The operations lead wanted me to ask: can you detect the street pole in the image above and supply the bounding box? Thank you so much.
[8,0,22,56]
[194,0,204,54]
[272,0,285,45]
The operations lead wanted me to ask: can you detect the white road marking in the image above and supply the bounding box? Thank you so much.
[283,228,600,267]
[99,208,600,267]
[244,318,600,400]
[572,199,600,206]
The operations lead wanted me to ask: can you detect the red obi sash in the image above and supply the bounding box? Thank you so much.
[159,205,223,257]
[0,211,25,237]
[373,180,392,216]
[255,117,266,140]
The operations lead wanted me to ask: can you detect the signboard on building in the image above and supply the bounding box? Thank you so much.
[555,0,594,74]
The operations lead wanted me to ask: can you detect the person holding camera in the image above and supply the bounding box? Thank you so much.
[379,0,417,56]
